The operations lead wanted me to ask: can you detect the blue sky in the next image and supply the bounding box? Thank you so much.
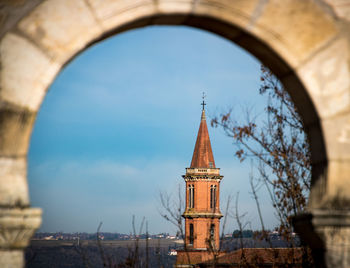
[28,26,277,234]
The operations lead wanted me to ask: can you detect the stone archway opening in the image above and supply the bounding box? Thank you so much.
[2,1,349,267]
[26,25,276,267]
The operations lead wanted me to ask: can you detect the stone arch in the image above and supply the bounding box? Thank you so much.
[1,0,350,267]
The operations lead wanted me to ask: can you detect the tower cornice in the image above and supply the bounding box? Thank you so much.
[183,167,223,182]
[182,175,223,182]
[185,167,221,175]
[182,211,223,219]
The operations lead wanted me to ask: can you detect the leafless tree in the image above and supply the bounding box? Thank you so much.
[210,64,315,268]
[75,218,150,268]
[158,185,191,264]
[212,65,311,238]
[219,193,233,250]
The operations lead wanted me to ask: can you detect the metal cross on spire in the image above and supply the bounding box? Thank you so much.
[201,92,206,110]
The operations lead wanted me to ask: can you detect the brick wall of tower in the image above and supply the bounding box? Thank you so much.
[184,177,221,250]
[185,180,221,213]
[185,218,221,249]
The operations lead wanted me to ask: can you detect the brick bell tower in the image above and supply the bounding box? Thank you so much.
[176,98,224,266]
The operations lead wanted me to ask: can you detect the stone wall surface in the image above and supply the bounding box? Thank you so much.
[0,0,349,267]
[0,0,43,39]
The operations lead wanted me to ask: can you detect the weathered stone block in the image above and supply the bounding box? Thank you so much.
[308,161,327,210]
[86,0,156,33]
[293,210,350,267]
[251,0,338,68]
[0,157,28,207]
[18,0,103,63]
[0,208,42,249]
[322,112,350,162]
[298,38,350,119]
[0,250,23,268]
[323,0,350,22]
[156,0,194,14]
[0,107,35,157]
[324,160,350,204]
[0,0,43,40]
[0,33,60,111]
[312,210,350,267]
[194,0,259,31]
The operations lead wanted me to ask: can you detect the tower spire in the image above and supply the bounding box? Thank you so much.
[190,95,215,168]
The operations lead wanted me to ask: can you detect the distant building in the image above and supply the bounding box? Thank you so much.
[169,249,178,256]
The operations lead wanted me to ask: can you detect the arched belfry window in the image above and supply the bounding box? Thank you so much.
[210,185,217,209]
[189,223,194,245]
[189,184,195,208]
[210,224,215,240]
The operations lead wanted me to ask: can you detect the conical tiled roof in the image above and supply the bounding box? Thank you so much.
[190,109,216,168]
